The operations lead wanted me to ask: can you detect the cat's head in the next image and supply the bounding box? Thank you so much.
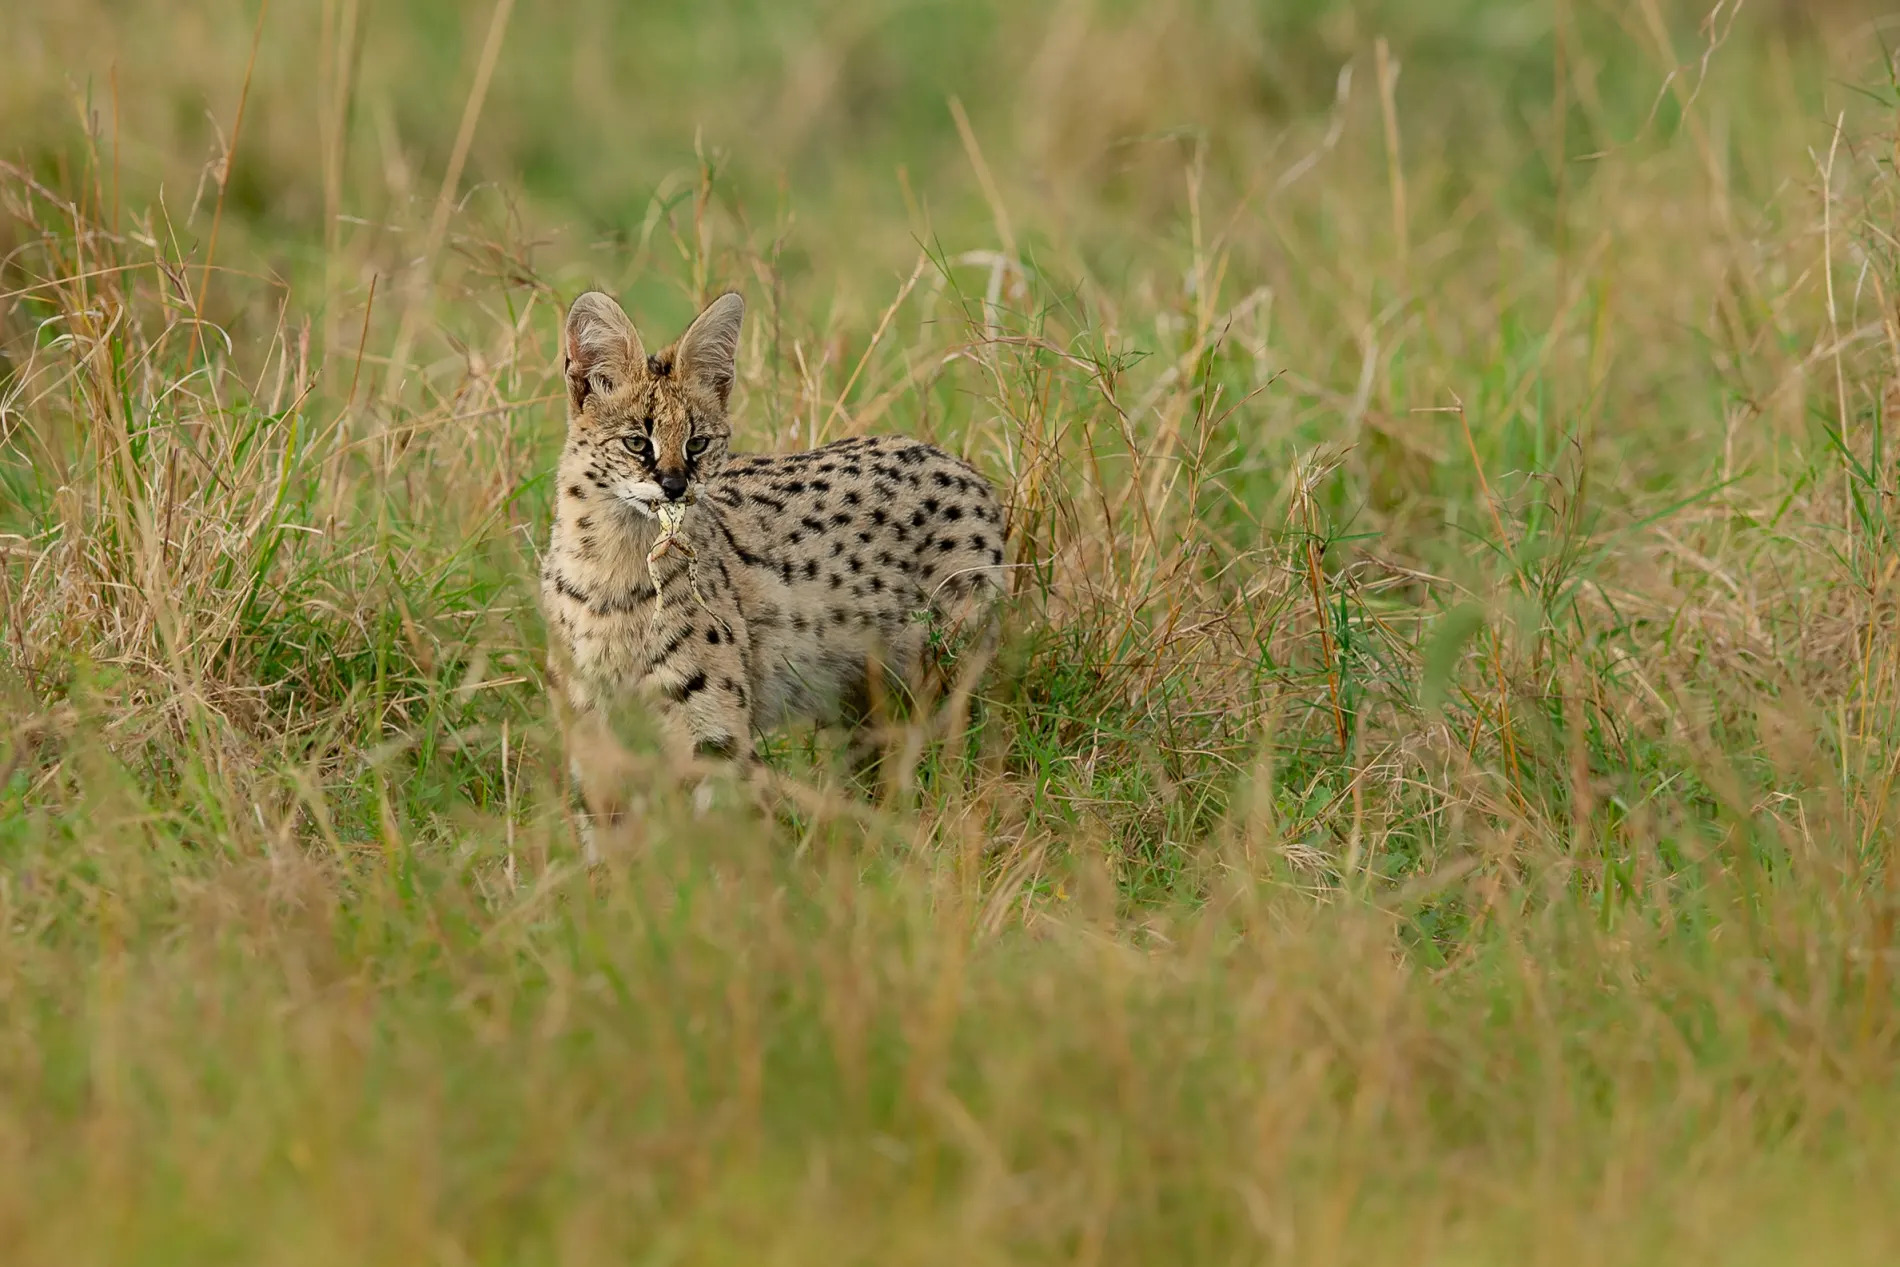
[560,289,744,515]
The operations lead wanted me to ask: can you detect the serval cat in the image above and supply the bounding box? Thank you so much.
[541,289,1005,836]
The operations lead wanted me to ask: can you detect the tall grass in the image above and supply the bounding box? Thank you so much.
[3,0,1900,1260]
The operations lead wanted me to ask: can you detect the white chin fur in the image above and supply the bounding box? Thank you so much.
[618,482,664,516]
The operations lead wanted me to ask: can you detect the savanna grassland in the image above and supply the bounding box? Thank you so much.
[4,0,1900,1261]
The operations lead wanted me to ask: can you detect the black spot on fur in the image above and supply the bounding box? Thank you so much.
[706,627,722,645]
[650,626,693,667]
[710,511,767,567]
[588,579,658,616]
[666,670,709,702]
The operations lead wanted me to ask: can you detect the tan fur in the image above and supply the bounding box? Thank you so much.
[540,290,1005,826]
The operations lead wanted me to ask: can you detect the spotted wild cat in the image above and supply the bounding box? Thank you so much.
[540,289,1005,825]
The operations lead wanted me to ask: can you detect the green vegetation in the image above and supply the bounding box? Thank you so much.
[4,0,1900,1259]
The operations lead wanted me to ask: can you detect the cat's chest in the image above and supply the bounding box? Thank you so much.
[543,537,660,671]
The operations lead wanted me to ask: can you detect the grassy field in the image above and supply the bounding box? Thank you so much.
[4,0,1900,1260]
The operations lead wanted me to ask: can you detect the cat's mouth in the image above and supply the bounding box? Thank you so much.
[616,480,697,518]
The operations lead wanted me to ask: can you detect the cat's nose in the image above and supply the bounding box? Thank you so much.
[659,473,689,501]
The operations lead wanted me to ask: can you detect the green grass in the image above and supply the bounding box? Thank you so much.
[4,0,1900,1260]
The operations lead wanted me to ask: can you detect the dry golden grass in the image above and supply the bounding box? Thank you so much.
[3,0,1900,1261]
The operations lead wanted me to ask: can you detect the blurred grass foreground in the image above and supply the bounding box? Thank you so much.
[5,0,1900,1261]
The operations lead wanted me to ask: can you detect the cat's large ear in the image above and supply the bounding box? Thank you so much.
[674,291,744,407]
[563,291,644,415]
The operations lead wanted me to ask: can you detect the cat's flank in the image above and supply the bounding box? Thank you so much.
[541,289,1004,824]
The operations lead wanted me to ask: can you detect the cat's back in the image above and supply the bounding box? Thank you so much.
[704,434,1005,604]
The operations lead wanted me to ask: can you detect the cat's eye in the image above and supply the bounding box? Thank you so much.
[686,436,710,456]
[623,433,649,457]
